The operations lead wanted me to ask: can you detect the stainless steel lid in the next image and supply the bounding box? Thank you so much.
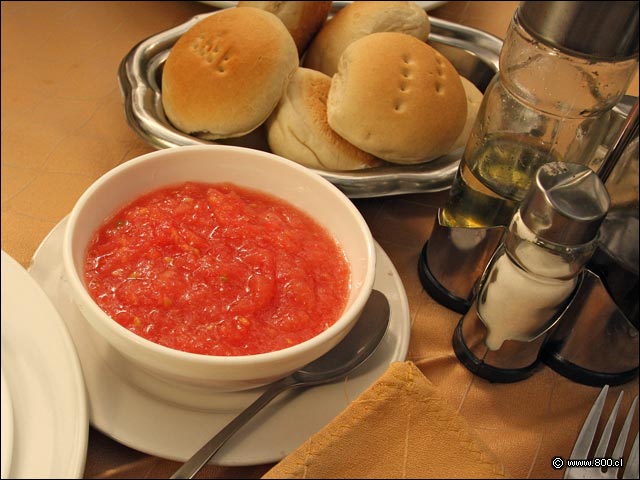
[518,1,639,59]
[519,162,611,245]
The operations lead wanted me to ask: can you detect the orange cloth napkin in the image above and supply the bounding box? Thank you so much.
[262,361,507,479]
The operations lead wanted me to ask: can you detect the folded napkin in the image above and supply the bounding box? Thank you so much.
[262,361,507,479]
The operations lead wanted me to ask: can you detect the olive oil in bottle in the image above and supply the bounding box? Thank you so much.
[440,135,561,228]
[438,1,638,229]
[418,1,638,312]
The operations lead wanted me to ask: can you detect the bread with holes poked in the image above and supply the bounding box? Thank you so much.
[266,67,383,171]
[237,1,333,55]
[303,1,430,77]
[327,32,467,164]
[161,8,298,140]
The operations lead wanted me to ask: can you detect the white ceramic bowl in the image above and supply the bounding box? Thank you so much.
[62,145,376,395]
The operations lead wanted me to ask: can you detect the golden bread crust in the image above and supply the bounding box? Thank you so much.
[327,32,467,164]
[161,8,298,140]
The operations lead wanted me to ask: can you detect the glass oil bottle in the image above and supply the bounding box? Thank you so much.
[441,1,638,229]
[419,1,638,313]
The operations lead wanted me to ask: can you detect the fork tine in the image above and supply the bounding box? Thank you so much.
[622,432,638,479]
[605,395,637,478]
[569,385,610,460]
[612,396,638,460]
[593,390,623,458]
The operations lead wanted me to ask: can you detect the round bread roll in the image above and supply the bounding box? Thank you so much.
[303,1,430,77]
[327,32,467,164]
[237,1,332,55]
[451,76,484,152]
[266,67,382,171]
[161,8,299,140]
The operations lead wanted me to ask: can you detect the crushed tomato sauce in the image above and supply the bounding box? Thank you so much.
[84,181,351,356]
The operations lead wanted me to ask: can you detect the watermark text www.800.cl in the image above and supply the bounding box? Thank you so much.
[551,456,624,470]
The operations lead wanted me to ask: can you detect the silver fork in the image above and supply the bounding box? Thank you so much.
[565,384,639,479]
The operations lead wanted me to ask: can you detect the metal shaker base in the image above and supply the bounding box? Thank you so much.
[452,321,541,383]
[541,350,639,387]
[418,241,471,314]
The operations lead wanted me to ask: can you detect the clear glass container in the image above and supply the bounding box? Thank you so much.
[477,211,597,351]
[440,6,638,229]
[452,162,611,383]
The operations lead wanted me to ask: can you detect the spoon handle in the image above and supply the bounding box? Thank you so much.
[170,375,299,479]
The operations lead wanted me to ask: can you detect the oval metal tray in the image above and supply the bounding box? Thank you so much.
[117,12,503,198]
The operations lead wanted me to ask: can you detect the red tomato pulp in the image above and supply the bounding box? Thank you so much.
[84,182,351,356]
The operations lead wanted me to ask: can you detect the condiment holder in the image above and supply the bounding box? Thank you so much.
[419,1,639,314]
[418,216,505,314]
[540,270,638,387]
[441,126,640,386]
[540,125,639,387]
[452,162,614,383]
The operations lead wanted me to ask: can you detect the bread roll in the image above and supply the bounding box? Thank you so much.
[303,1,430,77]
[161,8,298,140]
[237,1,332,55]
[327,32,467,164]
[451,77,484,152]
[266,67,382,171]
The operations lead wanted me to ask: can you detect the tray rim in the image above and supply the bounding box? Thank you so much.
[117,12,503,198]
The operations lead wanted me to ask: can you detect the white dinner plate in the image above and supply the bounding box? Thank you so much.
[1,250,88,479]
[28,216,411,466]
[1,366,14,479]
[199,1,448,11]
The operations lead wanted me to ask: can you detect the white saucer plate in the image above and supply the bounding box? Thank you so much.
[28,217,411,467]
[1,250,88,479]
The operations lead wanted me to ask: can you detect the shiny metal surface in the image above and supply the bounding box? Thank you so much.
[563,385,639,479]
[454,296,547,373]
[518,1,639,59]
[117,13,502,198]
[520,162,610,246]
[542,270,639,386]
[599,99,639,183]
[419,211,506,313]
[170,290,390,479]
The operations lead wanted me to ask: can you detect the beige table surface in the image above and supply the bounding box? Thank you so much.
[2,1,638,479]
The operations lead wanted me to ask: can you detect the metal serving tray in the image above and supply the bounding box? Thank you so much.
[117,12,503,198]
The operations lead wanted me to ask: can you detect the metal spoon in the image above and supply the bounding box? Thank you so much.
[170,289,390,479]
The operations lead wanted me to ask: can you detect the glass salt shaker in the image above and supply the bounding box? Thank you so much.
[440,1,638,229]
[453,162,610,383]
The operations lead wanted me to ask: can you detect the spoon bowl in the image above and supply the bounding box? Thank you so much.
[171,289,390,479]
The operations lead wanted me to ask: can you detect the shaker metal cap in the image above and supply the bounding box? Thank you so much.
[518,1,640,59]
[519,162,610,245]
